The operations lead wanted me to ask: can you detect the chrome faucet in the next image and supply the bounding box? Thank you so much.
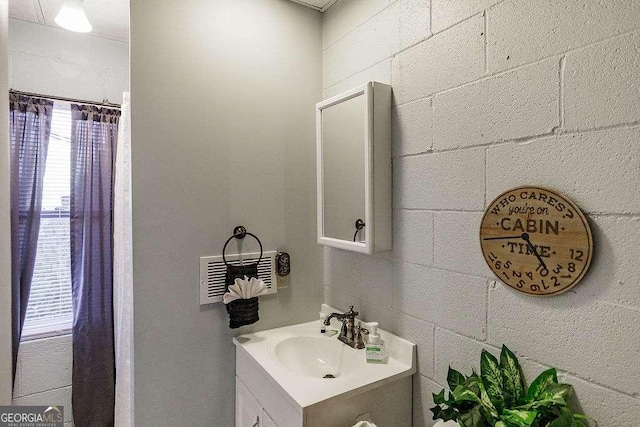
[323,306,368,349]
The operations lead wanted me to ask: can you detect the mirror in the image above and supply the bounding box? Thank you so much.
[316,82,391,254]
[322,93,366,242]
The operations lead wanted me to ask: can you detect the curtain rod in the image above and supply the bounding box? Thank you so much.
[9,89,121,109]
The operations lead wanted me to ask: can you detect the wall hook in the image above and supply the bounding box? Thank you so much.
[353,219,365,242]
[233,226,248,239]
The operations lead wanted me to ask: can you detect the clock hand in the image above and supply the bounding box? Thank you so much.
[521,233,547,270]
[483,232,548,270]
[483,235,524,241]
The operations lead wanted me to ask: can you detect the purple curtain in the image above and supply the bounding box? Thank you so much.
[9,94,53,384]
[70,104,120,426]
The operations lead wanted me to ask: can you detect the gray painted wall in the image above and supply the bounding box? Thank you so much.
[130,0,322,424]
[0,0,12,405]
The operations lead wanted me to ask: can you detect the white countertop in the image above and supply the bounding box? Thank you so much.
[233,318,416,409]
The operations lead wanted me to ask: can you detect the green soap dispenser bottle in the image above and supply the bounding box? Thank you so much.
[365,322,387,364]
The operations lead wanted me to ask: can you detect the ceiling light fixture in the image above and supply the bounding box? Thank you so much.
[55,0,93,33]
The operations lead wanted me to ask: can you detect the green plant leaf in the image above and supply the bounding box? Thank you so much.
[526,368,558,403]
[501,409,537,426]
[516,397,566,412]
[433,390,447,405]
[540,383,573,402]
[573,413,594,427]
[516,384,571,411]
[464,373,481,395]
[572,413,594,427]
[480,350,505,412]
[467,372,480,382]
[495,422,508,427]
[452,385,481,403]
[448,366,467,390]
[500,345,525,406]
[547,407,578,427]
[477,378,499,421]
[458,405,483,427]
[430,404,459,422]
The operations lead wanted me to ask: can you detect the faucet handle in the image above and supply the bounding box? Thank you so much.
[345,305,359,318]
[354,321,369,349]
[355,320,369,335]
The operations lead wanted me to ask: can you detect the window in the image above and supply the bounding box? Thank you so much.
[22,102,73,339]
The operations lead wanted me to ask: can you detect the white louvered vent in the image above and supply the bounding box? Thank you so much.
[200,251,278,305]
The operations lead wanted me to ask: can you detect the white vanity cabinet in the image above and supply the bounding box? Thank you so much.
[233,317,416,427]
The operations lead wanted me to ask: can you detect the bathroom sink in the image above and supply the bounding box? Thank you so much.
[273,336,357,379]
[233,304,416,409]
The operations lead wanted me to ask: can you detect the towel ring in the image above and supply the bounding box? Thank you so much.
[222,226,263,267]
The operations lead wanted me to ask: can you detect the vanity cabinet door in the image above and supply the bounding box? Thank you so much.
[261,410,278,427]
[236,377,262,427]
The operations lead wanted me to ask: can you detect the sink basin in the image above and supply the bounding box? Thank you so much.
[233,304,416,409]
[273,336,357,378]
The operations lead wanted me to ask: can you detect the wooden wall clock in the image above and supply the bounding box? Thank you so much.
[480,186,593,296]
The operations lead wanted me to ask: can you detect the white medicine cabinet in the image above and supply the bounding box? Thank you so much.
[316,82,392,254]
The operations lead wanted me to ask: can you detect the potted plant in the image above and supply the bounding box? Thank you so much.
[430,345,593,427]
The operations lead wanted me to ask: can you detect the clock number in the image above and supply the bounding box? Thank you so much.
[551,276,560,287]
[526,271,533,280]
[512,271,522,278]
[517,279,525,288]
[530,284,541,292]
[541,279,550,290]
[570,250,584,261]
[488,252,498,262]
[536,264,549,277]
[568,262,576,273]
[495,260,512,270]
[552,264,563,275]
[501,272,509,281]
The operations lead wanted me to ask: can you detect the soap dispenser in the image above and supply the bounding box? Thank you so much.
[365,322,387,364]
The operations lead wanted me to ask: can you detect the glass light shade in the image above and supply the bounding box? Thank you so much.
[55,0,93,33]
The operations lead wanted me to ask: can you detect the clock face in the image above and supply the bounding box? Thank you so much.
[480,186,593,296]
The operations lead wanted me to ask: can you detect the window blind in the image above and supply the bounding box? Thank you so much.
[22,103,73,339]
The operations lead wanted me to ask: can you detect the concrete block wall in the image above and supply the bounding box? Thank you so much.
[322,1,640,425]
